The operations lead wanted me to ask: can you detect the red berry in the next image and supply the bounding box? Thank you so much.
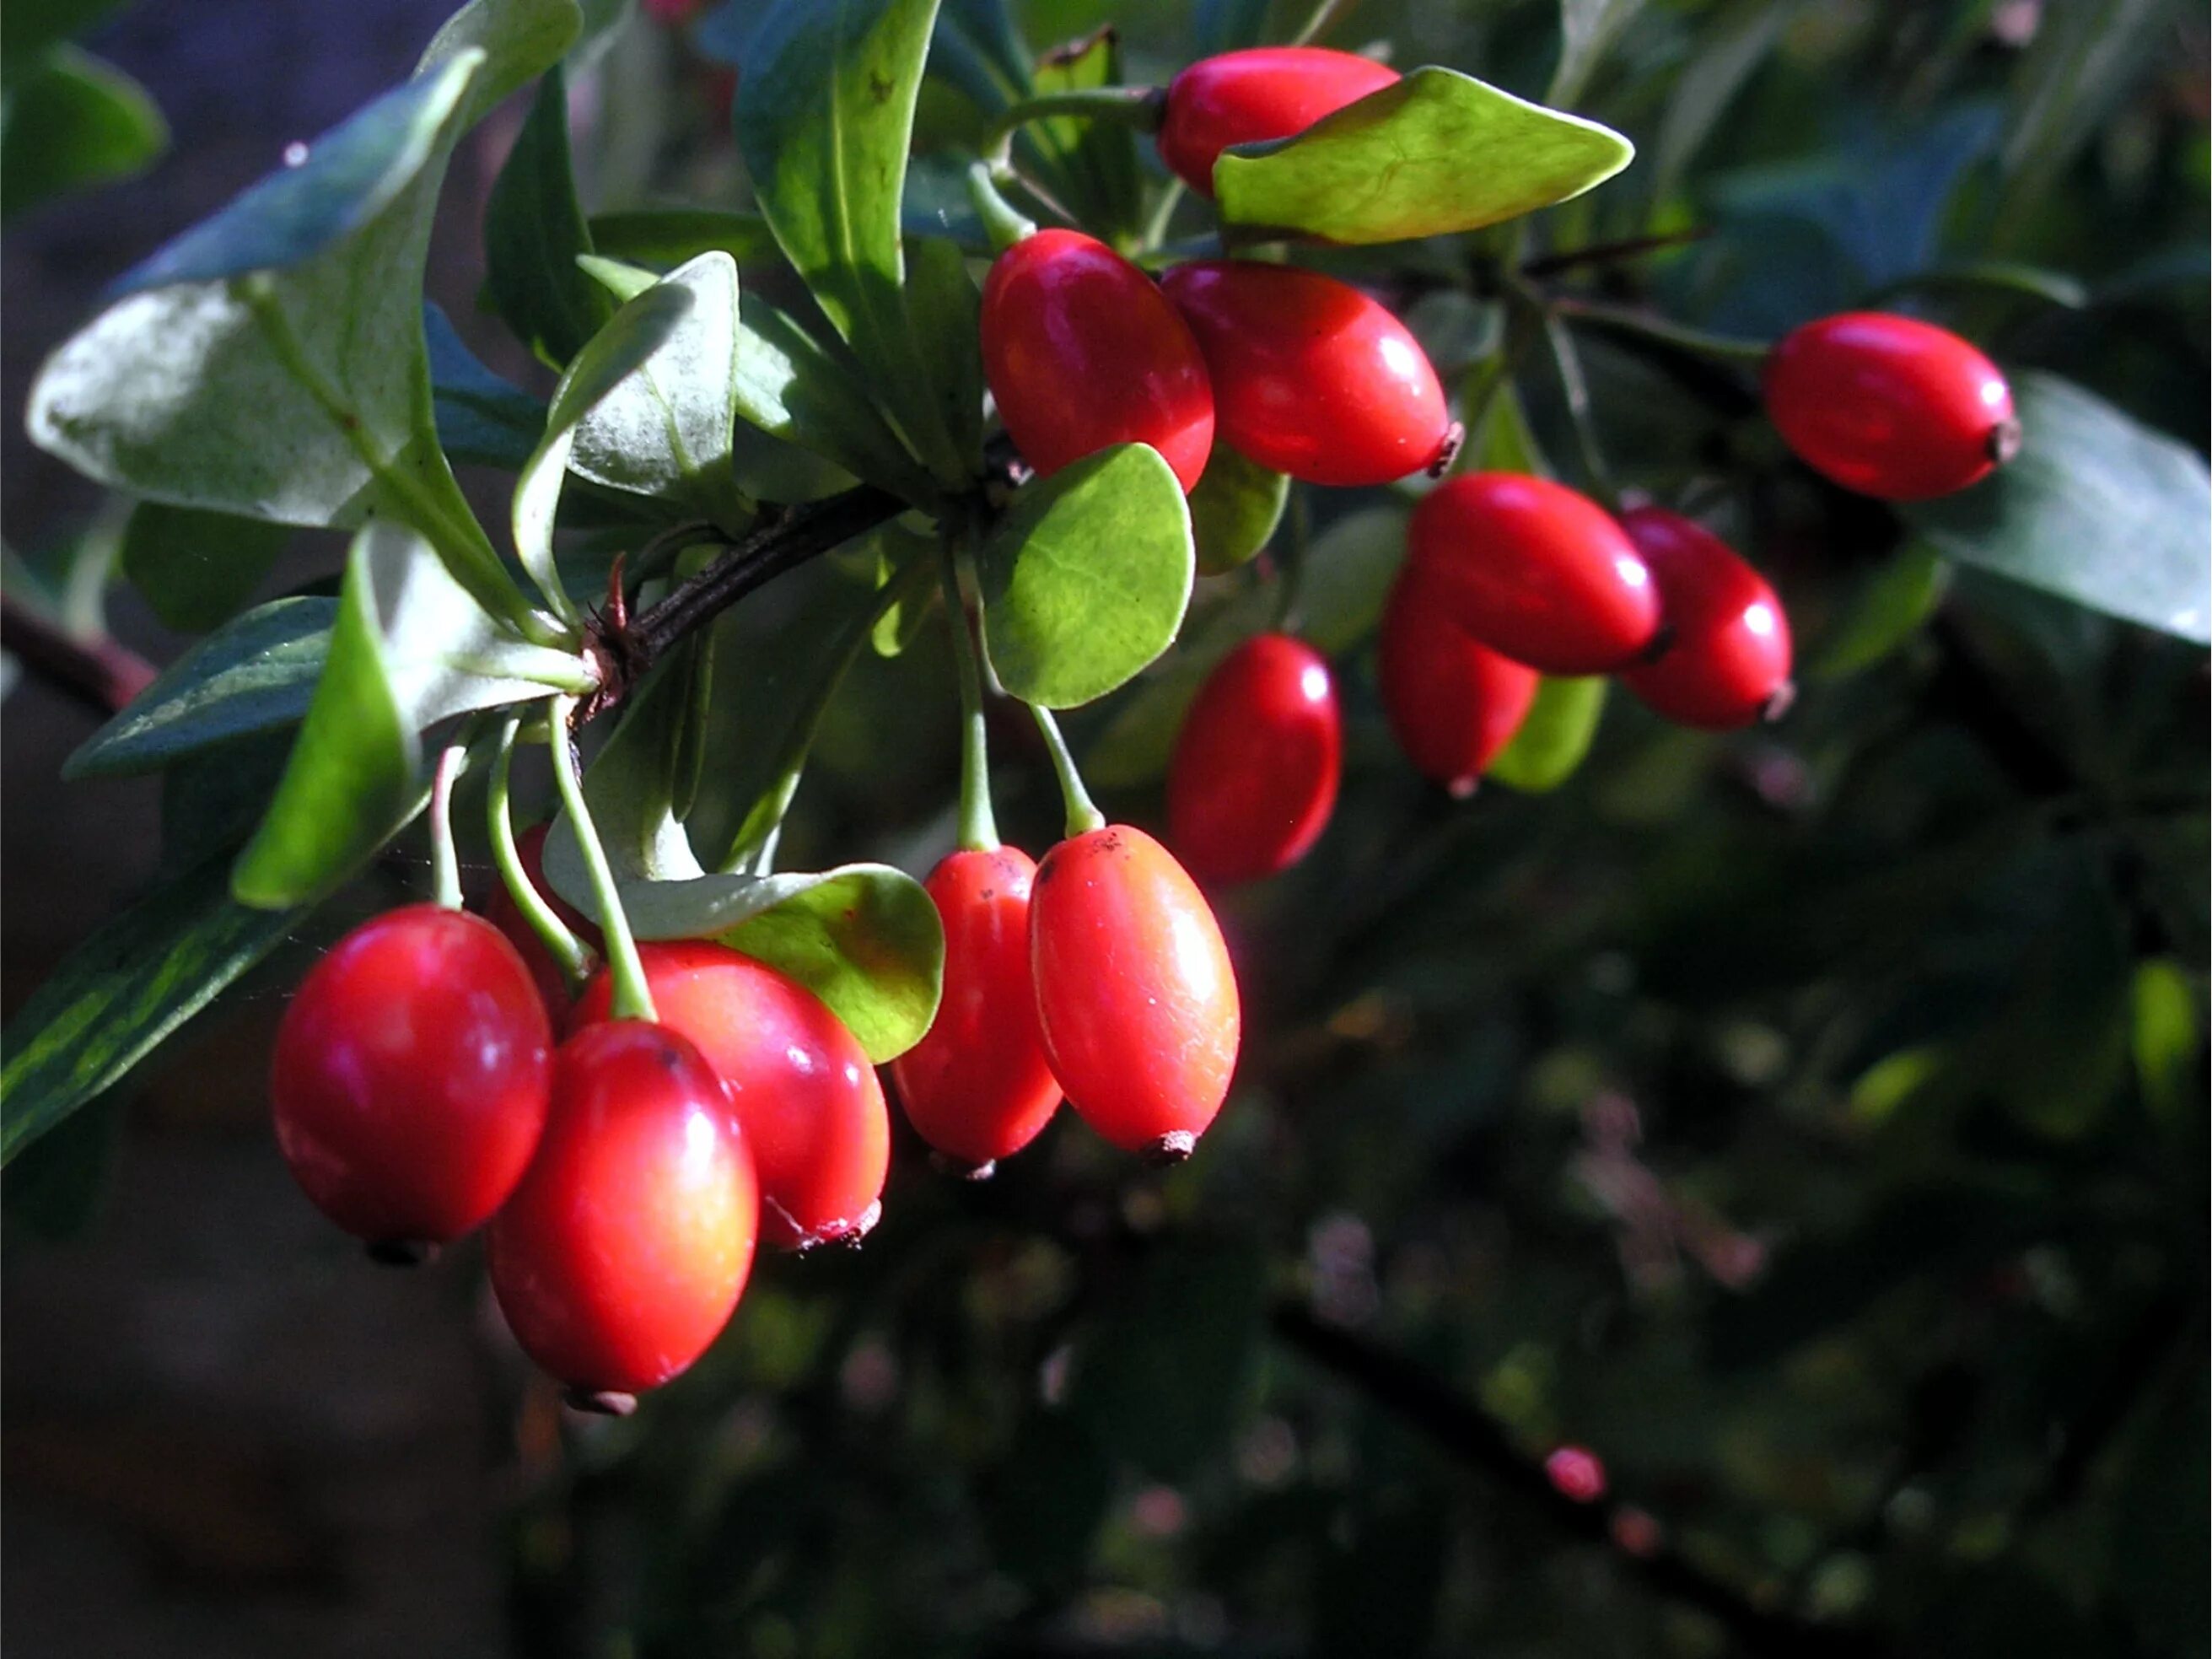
[485,822,600,1025]
[573,942,889,1251]
[1763,311,2017,501]
[981,229,1214,492]
[1545,1445,1607,1504]
[1167,633,1342,884]
[1407,472,1661,673]
[1160,261,1450,487]
[1376,563,1540,794]
[487,1020,757,1401]
[1617,506,1794,730]
[890,847,1062,1172]
[271,905,551,1252]
[1157,46,1400,198]
[1031,826,1241,1157]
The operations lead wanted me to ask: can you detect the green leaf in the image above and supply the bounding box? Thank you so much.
[587,207,782,267]
[1488,675,1606,792]
[731,294,938,503]
[1,0,132,81]
[925,0,1030,115]
[1022,27,1143,245]
[233,522,590,908]
[1214,67,1634,246]
[1649,0,1791,202]
[119,502,291,633]
[1900,372,2210,644]
[483,64,614,367]
[1084,582,1274,789]
[978,444,1193,708]
[1,853,303,1166]
[734,0,966,485]
[903,236,984,471]
[0,46,166,219]
[1295,504,1407,655]
[64,598,334,778]
[24,10,579,624]
[1810,541,1950,681]
[511,265,733,618]
[1188,443,1289,577]
[1467,380,1548,477]
[424,300,546,469]
[573,252,656,304]
[2130,959,2202,1136]
[1551,0,1644,107]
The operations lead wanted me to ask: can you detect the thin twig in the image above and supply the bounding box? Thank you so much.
[0,593,157,718]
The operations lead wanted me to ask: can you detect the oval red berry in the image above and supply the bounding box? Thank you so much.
[1160,260,1450,487]
[891,847,1062,1172]
[1167,633,1342,884]
[573,941,889,1251]
[982,229,1214,492]
[1617,506,1793,730]
[1377,563,1541,794]
[1157,46,1400,198]
[1764,311,2016,501]
[271,904,552,1249]
[488,1019,757,1398]
[1031,826,1240,1156]
[1407,472,1661,674]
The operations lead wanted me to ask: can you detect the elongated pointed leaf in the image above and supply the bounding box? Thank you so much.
[25,4,583,622]
[732,294,939,503]
[1900,372,2211,644]
[1214,66,1633,245]
[1488,675,1607,792]
[903,236,985,471]
[0,46,167,220]
[120,502,292,633]
[587,207,781,267]
[979,444,1194,708]
[1,853,304,1167]
[232,523,592,908]
[484,63,613,367]
[1023,28,1142,245]
[735,0,965,484]
[65,598,334,779]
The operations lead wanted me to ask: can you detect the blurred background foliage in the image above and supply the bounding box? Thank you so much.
[3,1,2207,1656]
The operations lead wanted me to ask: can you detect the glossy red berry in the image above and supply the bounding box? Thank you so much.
[1546,1445,1608,1504]
[487,1020,757,1405]
[1763,311,2017,501]
[271,904,552,1254]
[1031,826,1241,1158]
[1376,563,1540,795]
[1167,633,1342,884]
[1160,260,1450,487]
[1407,472,1661,673]
[1157,46,1400,198]
[485,821,600,1024]
[981,229,1214,492]
[1616,506,1794,730]
[890,847,1062,1174]
[573,942,889,1251]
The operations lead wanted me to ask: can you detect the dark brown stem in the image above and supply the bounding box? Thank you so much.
[0,592,157,718]
[1270,1303,1895,1659]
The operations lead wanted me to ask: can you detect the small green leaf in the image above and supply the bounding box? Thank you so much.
[977,444,1194,708]
[0,46,167,220]
[1,0,132,82]
[732,294,938,504]
[483,64,613,367]
[424,300,546,469]
[1900,372,2211,644]
[573,252,656,303]
[1488,675,1606,792]
[233,522,590,908]
[120,502,292,633]
[587,207,782,267]
[925,0,1030,115]
[1811,541,1950,681]
[510,270,713,617]
[1022,27,1142,245]
[904,236,984,471]
[1084,583,1275,789]
[1,852,303,1166]
[64,599,334,778]
[1214,67,1634,245]
[2130,958,2201,1137]
[1467,380,1548,477]
[735,0,966,484]
[1295,504,1407,655]
[1189,444,1289,577]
